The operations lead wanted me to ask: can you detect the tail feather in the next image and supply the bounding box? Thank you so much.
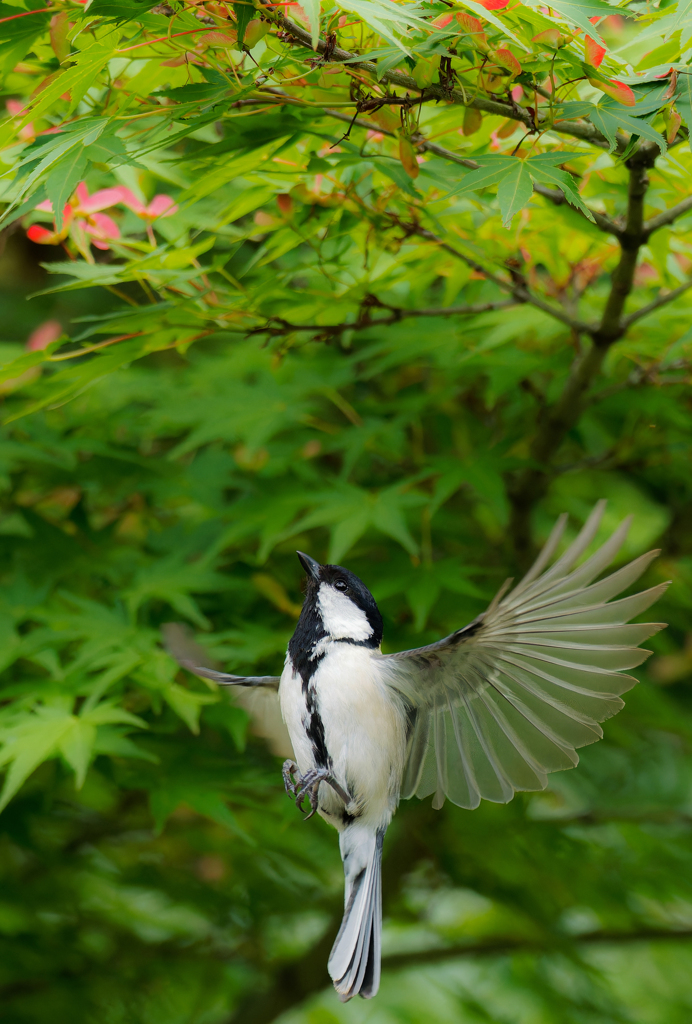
[329,825,385,1002]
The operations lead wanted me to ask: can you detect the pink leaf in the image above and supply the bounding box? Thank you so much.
[114,187,147,216]
[27,224,59,244]
[84,212,120,242]
[76,185,127,213]
[147,195,178,219]
[26,320,62,351]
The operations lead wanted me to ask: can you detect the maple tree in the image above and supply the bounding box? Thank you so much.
[1,0,692,1020]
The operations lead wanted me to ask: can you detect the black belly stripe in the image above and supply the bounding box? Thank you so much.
[304,683,330,769]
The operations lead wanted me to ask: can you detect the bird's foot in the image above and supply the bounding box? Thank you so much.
[294,766,331,820]
[281,762,351,820]
[282,759,300,797]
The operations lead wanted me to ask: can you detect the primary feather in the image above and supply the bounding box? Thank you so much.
[386,501,668,810]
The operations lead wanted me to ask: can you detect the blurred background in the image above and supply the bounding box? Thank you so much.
[0,223,691,1024]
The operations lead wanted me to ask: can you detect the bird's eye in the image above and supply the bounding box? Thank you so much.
[334,580,348,592]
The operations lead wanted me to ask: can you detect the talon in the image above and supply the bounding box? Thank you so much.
[282,758,299,797]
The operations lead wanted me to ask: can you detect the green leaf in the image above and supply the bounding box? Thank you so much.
[527,157,595,222]
[301,0,321,48]
[57,719,96,789]
[589,104,668,153]
[677,71,692,152]
[0,709,75,812]
[441,157,515,200]
[233,0,254,46]
[161,684,218,734]
[496,161,535,227]
[45,150,88,232]
[522,0,612,44]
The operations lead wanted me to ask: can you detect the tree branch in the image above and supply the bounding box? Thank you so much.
[644,195,692,237]
[506,143,658,561]
[248,300,518,339]
[383,927,692,973]
[593,145,657,347]
[258,91,618,235]
[266,8,611,150]
[530,183,622,237]
[403,223,594,334]
[620,277,692,329]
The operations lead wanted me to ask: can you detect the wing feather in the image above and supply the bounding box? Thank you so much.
[383,504,668,810]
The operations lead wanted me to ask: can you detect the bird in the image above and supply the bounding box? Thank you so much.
[179,502,668,1002]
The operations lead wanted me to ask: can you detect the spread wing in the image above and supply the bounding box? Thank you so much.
[162,623,291,757]
[381,502,668,810]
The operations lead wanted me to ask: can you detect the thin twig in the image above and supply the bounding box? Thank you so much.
[248,299,519,338]
[620,278,692,329]
[264,7,612,150]
[402,223,594,335]
[643,195,692,237]
[257,89,616,234]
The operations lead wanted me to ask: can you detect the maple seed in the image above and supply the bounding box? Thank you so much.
[463,107,482,136]
[399,136,420,179]
[584,36,606,68]
[492,48,521,77]
[664,108,682,144]
[243,19,269,49]
[588,78,635,106]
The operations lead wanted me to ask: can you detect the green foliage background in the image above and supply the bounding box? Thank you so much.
[1,0,692,1020]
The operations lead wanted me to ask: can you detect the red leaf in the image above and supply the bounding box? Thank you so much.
[585,35,605,67]
[477,0,510,8]
[432,12,454,27]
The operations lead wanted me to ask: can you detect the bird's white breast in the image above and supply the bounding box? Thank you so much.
[279,644,407,830]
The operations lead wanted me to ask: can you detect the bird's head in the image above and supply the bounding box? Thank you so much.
[296,551,383,648]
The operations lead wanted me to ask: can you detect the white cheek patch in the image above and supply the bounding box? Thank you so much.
[317,585,373,641]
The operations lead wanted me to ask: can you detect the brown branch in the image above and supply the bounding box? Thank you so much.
[620,278,692,329]
[264,8,611,150]
[248,299,518,339]
[593,145,658,347]
[223,914,692,1024]
[506,143,659,561]
[257,90,617,234]
[383,928,692,973]
[530,183,622,237]
[644,195,692,237]
[403,223,594,334]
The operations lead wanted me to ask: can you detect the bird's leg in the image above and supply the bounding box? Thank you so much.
[282,761,352,820]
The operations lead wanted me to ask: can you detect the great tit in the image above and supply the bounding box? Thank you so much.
[183,502,667,1002]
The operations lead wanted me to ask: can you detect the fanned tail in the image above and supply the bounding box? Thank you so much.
[328,824,385,1002]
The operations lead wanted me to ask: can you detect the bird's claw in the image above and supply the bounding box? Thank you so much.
[295,767,330,819]
[282,760,352,820]
[281,761,332,820]
[282,758,300,797]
